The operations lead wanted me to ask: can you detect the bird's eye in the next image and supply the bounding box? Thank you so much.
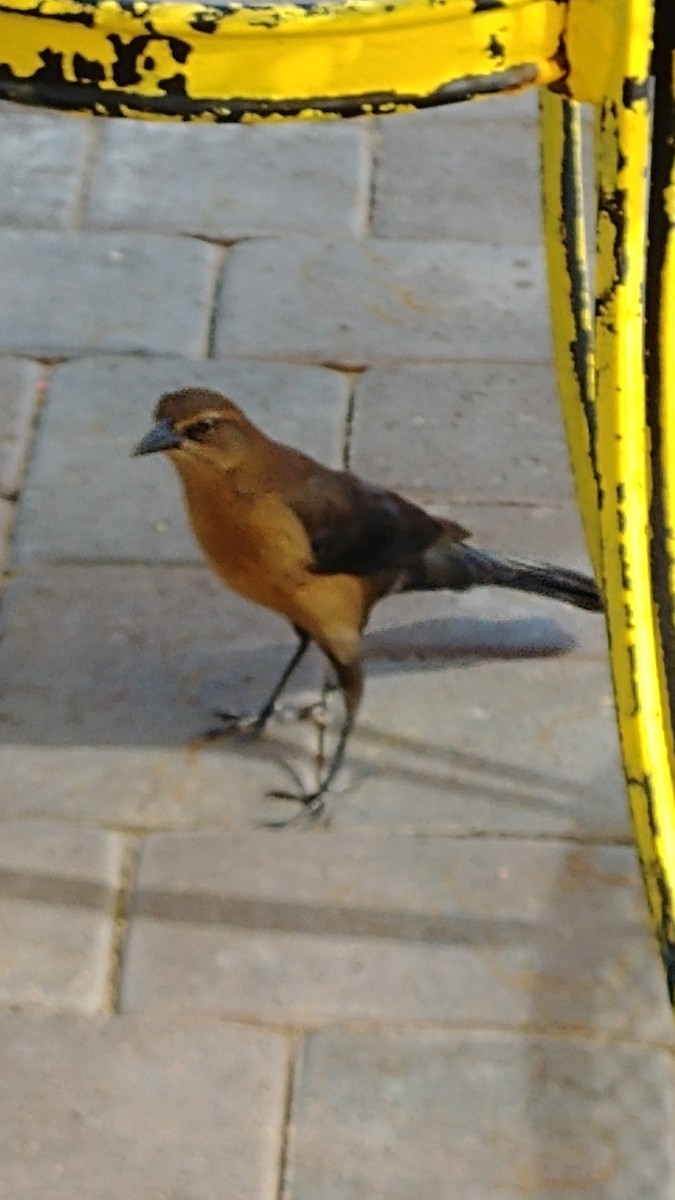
[186,417,220,441]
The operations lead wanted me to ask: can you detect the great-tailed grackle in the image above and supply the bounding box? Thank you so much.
[134,386,602,817]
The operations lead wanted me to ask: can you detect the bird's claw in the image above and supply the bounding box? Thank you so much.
[193,710,265,745]
[262,787,328,828]
[284,701,328,727]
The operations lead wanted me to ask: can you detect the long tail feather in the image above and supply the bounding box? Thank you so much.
[405,543,602,612]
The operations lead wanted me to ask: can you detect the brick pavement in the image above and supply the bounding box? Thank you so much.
[0,94,673,1198]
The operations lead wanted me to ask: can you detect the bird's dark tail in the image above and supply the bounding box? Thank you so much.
[404,542,602,612]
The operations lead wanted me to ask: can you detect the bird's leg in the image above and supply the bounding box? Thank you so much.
[206,630,310,739]
[268,653,363,820]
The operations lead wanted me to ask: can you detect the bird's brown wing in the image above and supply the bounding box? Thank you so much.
[285,466,469,577]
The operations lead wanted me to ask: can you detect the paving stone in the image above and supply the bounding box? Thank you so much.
[14,356,349,564]
[374,113,541,242]
[331,656,623,837]
[0,1011,288,1199]
[214,238,550,365]
[350,362,574,502]
[287,1029,675,1200]
[0,821,122,1013]
[0,231,218,357]
[0,109,91,228]
[0,500,12,572]
[0,357,42,498]
[88,120,371,238]
[0,566,322,829]
[120,834,670,1039]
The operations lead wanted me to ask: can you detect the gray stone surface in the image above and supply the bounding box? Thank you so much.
[0,566,323,828]
[0,822,122,1012]
[0,109,91,228]
[14,356,349,564]
[215,238,550,365]
[288,1029,675,1200]
[0,357,42,498]
[0,1012,288,1199]
[350,362,574,502]
[121,834,670,1039]
[0,231,218,357]
[374,113,541,242]
[334,657,624,836]
[88,120,372,238]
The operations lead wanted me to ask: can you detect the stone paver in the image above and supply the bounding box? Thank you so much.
[0,231,218,357]
[88,120,372,238]
[0,822,122,1013]
[214,238,550,365]
[287,1029,675,1200]
[0,109,91,228]
[350,362,574,502]
[335,657,622,836]
[14,356,349,565]
[0,566,322,828]
[0,1012,288,1200]
[374,112,541,242]
[121,833,671,1040]
[0,357,42,498]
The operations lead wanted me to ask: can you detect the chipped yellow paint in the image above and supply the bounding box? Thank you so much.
[591,14,675,981]
[658,70,675,630]
[0,0,565,119]
[565,0,654,104]
[595,82,675,966]
[240,108,344,124]
[538,92,601,576]
[542,0,675,987]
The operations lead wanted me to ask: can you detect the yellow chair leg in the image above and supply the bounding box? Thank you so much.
[643,5,675,996]
[542,7,675,1003]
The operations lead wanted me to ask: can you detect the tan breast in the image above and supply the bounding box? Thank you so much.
[182,474,310,605]
[172,452,373,656]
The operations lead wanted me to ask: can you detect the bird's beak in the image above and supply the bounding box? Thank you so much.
[132,418,182,457]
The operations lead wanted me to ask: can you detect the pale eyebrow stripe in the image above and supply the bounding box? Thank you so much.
[175,410,225,432]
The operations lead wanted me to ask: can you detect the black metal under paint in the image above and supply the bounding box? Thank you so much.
[635,770,675,1005]
[595,108,629,319]
[645,0,675,749]
[558,98,602,511]
[0,61,538,120]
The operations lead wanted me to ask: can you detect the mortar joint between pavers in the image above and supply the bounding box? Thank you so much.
[206,245,229,361]
[342,372,358,471]
[70,118,103,232]
[276,1030,303,1200]
[106,833,143,1016]
[3,361,56,574]
[364,117,382,238]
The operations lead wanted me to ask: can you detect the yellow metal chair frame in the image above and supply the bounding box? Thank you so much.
[1,0,673,1002]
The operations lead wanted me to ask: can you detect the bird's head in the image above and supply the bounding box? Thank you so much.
[133,387,254,472]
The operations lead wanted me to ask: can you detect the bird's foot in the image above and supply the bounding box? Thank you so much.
[192,709,268,746]
[278,700,328,727]
[268,786,327,814]
[262,788,330,829]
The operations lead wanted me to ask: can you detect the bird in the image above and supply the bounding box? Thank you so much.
[134,386,602,818]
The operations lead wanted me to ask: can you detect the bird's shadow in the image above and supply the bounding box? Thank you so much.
[1,611,580,749]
